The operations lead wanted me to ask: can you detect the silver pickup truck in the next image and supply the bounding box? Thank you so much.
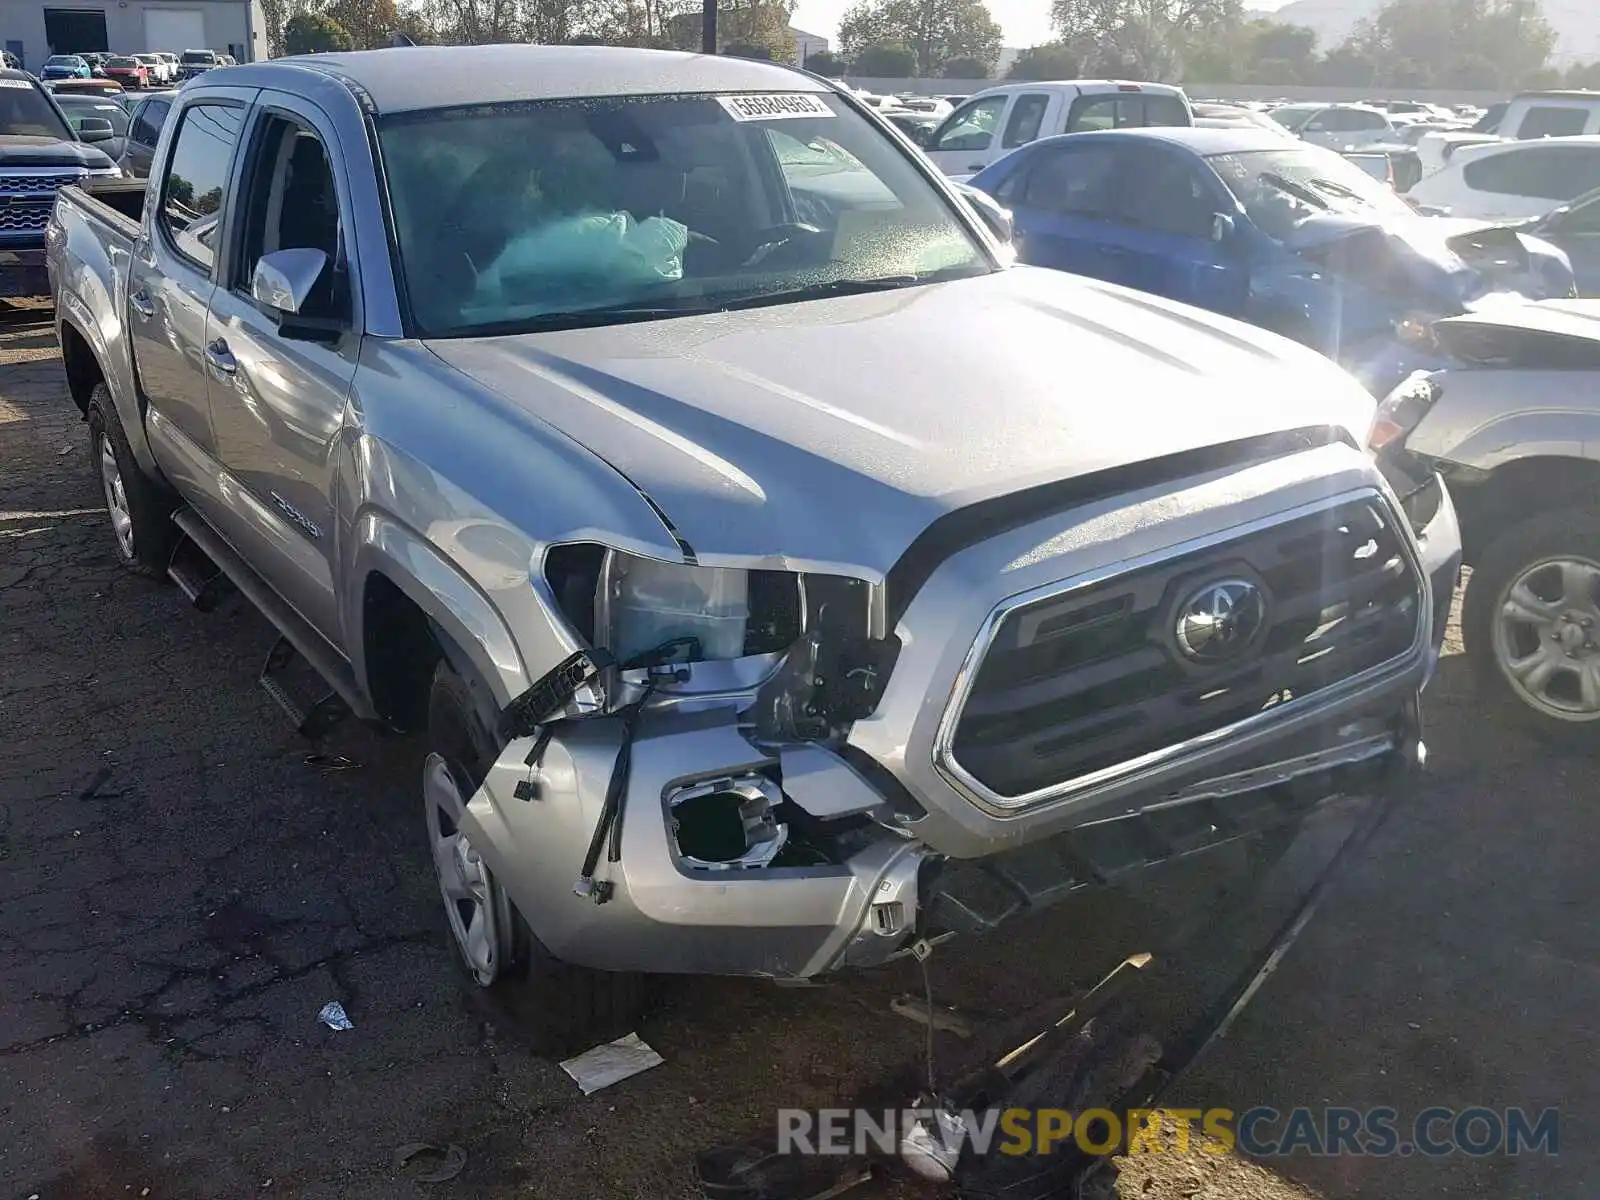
[49,45,1459,1050]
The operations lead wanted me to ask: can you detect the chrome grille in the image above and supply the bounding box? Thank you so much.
[942,492,1424,805]
[0,170,85,236]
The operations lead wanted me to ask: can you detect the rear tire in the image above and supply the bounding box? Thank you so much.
[424,658,646,1055]
[87,385,174,577]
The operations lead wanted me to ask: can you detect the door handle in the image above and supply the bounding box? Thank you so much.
[129,288,154,319]
[205,338,237,375]
[967,163,986,171]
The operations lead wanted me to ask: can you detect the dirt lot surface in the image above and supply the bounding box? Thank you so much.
[3,300,1597,1200]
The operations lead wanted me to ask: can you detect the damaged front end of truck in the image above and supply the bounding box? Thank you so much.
[449,431,1455,984]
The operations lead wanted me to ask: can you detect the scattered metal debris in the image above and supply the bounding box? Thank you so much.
[317,1001,353,1031]
[559,1032,663,1094]
[395,1142,467,1183]
[890,993,972,1038]
[303,753,361,773]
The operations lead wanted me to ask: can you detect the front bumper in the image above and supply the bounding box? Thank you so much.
[461,441,1455,982]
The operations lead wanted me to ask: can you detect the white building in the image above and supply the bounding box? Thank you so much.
[790,26,828,66]
[0,0,265,70]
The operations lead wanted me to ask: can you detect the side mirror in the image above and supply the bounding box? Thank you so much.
[252,247,344,341]
[77,117,115,142]
[954,181,1014,245]
[1212,212,1236,244]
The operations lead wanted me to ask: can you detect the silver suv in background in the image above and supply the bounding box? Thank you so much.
[49,46,1457,1051]
[1371,301,1600,739]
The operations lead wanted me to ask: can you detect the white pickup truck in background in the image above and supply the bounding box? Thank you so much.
[1416,90,1600,176]
[922,80,1192,175]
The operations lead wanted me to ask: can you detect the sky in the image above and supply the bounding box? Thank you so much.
[789,0,1293,50]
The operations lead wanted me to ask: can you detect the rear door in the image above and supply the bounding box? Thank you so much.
[129,89,253,477]
[994,140,1139,285]
[202,92,362,643]
[925,92,1012,175]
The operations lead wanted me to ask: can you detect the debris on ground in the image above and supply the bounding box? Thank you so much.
[559,1032,664,1095]
[890,993,972,1038]
[697,1132,872,1200]
[394,1142,467,1184]
[317,1001,354,1031]
[304,753,361,772]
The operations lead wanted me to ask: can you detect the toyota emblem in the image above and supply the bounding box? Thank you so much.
[1175,578,1266,663]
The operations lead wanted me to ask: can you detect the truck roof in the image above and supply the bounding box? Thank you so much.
[239,45,826,115]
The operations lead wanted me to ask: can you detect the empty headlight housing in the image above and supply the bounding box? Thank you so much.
[544,545,802,667]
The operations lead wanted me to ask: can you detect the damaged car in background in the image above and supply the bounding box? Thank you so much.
[966,127,1575,397]
[1369,300,1600,741]
[49,45,1459,1050]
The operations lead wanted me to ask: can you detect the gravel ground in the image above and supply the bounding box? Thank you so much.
[3,299,1595,1200]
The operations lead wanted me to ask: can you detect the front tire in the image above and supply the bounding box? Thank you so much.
[1463,508,1600,745]
[87,385,174,577]
[424,659,646,1054]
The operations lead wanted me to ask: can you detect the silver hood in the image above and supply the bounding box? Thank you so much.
[427,268,1376,577]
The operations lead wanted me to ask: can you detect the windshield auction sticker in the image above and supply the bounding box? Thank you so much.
[716,93,834,121]
[0,78,34,88]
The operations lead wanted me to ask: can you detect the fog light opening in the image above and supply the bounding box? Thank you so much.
[669,776,789,870]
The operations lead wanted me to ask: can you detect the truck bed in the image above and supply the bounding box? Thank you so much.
[61,177,147,239]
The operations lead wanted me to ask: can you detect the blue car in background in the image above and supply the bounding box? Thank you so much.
[968,127,1576,393]
[41,54,92,80]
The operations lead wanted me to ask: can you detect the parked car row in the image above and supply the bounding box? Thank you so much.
[32,49,231,88]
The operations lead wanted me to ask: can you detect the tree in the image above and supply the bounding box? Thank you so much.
[1568,61,1600,88]
[1006,41,1079,80]
[851,41,917,75]
[1315,44,1380,86]
[1050,0,1240,77]
[940,54,989,77]
[1443,53,1502,88]
[321,0,399,48]
[724,41,774,58]
[284,11,353,53]
[1342,0,1556,92]
[838,0,1002,77]
[664,1,797,61]
[805,49,849,75]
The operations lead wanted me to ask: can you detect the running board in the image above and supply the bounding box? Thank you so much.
[171,507,375,730]
[166,526,236,612]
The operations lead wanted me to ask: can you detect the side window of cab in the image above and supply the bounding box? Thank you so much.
[158,101,246,272]
[931,94,1007,153]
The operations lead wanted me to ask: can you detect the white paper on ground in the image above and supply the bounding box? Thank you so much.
[559,1032,664,1095]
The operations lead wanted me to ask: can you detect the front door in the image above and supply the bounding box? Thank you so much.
[202,93,361,644]
[925,93,1011,176]
[1545,193,1600,296]
[129,91,251,478]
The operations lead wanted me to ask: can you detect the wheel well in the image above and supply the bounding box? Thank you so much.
[362,573,441,733]
[1453,457,1600,564]
[59,321,103,416]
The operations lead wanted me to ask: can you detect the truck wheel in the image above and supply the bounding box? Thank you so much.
[1463,509,1600,745]
[87,385,173,577]
[424,658,646,1054]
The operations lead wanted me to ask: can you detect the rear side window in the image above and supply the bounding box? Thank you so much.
[160,102,245,271]
[1335,109,1388,131]
[1118,149,1214,238]
[1066,93,1187,133]
[1001,93,1049,149]
[1018,144,1122,218]
[1517,106,1589,139]
[1465,145,1600,201]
